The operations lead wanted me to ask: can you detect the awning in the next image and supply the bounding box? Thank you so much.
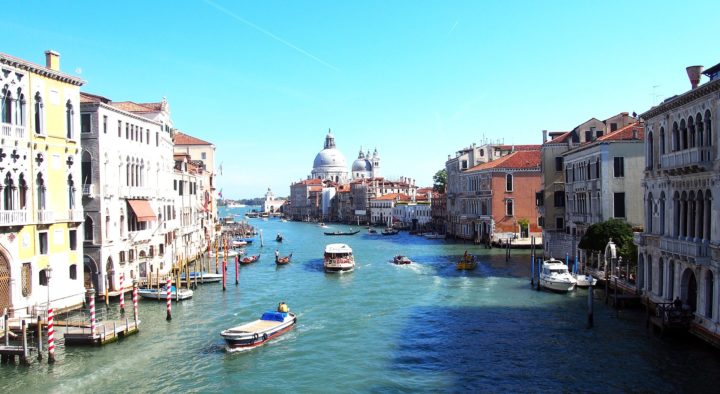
[127,199,157,222]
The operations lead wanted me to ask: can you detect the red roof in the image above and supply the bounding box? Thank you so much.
[374,193,411,201]
[596,122,644,142]
[467,150,541,172]
[80,92,111,104]
[174,131,213,146]
[110,101,158,113]
[496,144,542,151]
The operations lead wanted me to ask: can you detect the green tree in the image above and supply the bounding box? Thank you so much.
[578,219,637,263]
[433,169,447,193]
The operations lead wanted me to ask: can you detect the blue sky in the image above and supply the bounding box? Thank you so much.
[3,1,718,198]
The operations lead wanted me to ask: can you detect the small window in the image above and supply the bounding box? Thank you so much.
[553,191,565,207]
[21,263,32,296]
[555,157,563,172]
[119,251,126,264]
[610,123,618,132]
[69,229,77,250]
[613,157,624,177]
[66,100,75,139]
[38,232,48,255]
[201,152,207,160]
[159,244,164,256]
[506,199,514,216]
[585,130,593,141]
[461,160,468,170]
[39,268,49,286]
[69,264,77,280]
[118,120,122,137]
[556,217,564,229]
[614,192,626,218]
[173,180,177,191]
[103,115,108,134]
[505,174,513,192]
[81,113,91,133]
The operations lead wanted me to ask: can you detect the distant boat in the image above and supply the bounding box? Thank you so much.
[276,234,283,242]
[220,309,297,352]
[180,271,222,284]
[381,228,399,236]
[240,255,260,265]
[324,229,360,236]
[275,253,292,265]
[227,203,246,208]
[424,233,446,239]
[392,255,412,265]
[456,252,477,270]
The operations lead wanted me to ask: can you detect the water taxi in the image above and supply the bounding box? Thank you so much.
[393,255,412,265]
[220,309,297,352]
[539,258,577,292]
[324,243,355,273]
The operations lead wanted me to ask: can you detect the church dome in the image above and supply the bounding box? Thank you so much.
[352,158,372,172]
[314,148,347,169]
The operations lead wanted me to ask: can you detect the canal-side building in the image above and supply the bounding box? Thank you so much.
[0,50,85,314]
[562,122,645,260]
[430,191,447,234]
[461,149,543,245]
[262,187,286,214]
[369,193,411,226]
[446,142,539,240]
[288,178,324,221]
[636,64,720,346]
[538,112,636,258]
[172,154,207,266]
[79,92,176,294]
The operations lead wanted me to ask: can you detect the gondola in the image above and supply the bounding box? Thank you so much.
[275,253,293,265]
[324,230,360,236]
[240,254,260,265]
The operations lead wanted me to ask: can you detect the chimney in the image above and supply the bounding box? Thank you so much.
[686,65,704,89]
[45,50,60,71]
[542,130,547,144]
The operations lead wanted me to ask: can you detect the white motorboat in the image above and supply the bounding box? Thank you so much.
[180,271,223,284]
[220,310,297,352]
[208,249,242,258]
[573,273,597,288]
[423,232,446,239]
[137,286,194,300]
[539,258,576,292]
[324,243,355,273]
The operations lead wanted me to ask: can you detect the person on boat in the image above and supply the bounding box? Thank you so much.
[278,302,289,313]
[275,250,279,258]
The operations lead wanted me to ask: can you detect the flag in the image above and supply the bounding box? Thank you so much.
[218,188,223,198]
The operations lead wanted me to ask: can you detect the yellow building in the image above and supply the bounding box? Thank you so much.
[0,50,85,315]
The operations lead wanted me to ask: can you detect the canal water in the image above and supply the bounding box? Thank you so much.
[2,206,720,393]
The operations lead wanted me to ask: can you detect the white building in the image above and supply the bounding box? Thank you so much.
[392,201,432,230]
[172,154,206,266]
[80,93,176,293]
[262,187,286,214]
[311,130,349,183]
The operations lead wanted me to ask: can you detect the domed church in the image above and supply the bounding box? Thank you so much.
[351,147,381,179]
[311,130,349,183]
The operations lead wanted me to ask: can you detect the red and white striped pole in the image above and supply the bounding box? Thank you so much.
[47,307,55,363]
[235,255,239,285]
[88,288,96,338]
[119,272,125,315]
[166,276,172,321]
[132,280,139,323]
[222,259,227,291]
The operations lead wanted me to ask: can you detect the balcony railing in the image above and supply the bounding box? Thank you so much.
[69,209,84,222]
[661,147,712,173]
[660,237,710,262]
[0,210,28,226]
[37,210,54,224]
[82,184,95,197]
[0,123,26,139]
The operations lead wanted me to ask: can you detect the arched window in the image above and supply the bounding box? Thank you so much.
[696,113,704,147]
[688,117,696,148]
[36,173,46,211]
[3,172,14,211]
[81,151,92,187]
[69,264,77,280]
[1,86,12,124]
[673,191,680,237]
[66,100,74,139]
[84,215,94,242]
[705,110,712,148]
[647,254,653,293]
[705,270,714,319]
[15,90,26,127]
[67,175,75,209]
[658,258,665,297]
[646,193,653,234]
[506,199,514,216]
[659,127,666,155]
[647,131,654,169]
[505,173,513,192]
[34,92,44,134]
[18,174,27,209]
[672,122,679,151]
[680,119,688,150]
[105,209,110,239]
[659,192,666,236]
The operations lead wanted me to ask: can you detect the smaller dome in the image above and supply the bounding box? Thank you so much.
[352,158,373,172]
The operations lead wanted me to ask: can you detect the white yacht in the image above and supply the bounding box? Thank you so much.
[324,243,355,273]
[539,258,576,292]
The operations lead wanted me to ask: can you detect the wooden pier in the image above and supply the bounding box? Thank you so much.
[63,318,140,346]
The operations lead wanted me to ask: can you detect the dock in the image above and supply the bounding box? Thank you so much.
[63,318,140,346]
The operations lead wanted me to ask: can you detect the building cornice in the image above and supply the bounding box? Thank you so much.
[0,53,85,86]
[641,78,720,120]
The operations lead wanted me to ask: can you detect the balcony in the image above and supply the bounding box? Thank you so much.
[103,184,114,196]
[661,147,712,175]
[120,186,152,198]
[0,123,26,139]
[0,210,28,226]
[69,209,83,222]
[82,184,97,198]
[36,210,54,224]
[660,237,710,264]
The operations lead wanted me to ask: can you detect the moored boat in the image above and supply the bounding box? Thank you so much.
[240,254,260,265]
[381,228,399,236]
[456,251,477,270]
[180,271,223,284]
[539,258,577,292]
[137,286,193,300]
[208,249,242,258]
[424,232,446,239]
[324,229,360,236]
[324,243,355,273]
[220,309,297,352]
[393,255,412,265]
[573,273,597,288]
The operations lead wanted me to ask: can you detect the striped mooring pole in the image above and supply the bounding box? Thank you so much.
[222,259,227,291]
[47,307,55,363]
[132,280,139,323]
[88,287,97,338]
[119,273,125,315]
[235,255,239,285]
[166,276,172,321]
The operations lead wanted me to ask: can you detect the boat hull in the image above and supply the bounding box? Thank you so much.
[573,274,597,288]
[180,273,222,284]
[540,278,576,292]
[137,288,194,300]
[324,264,355,273]
[221,313,297,351]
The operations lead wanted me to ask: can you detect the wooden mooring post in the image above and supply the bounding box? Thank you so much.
[587,284,594,328]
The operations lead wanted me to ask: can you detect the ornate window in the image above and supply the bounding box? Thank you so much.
[68,175,76,209]
[21,262,32,297]
[34,92,44,134]
[36,173,46,210]
[66,100,74,139]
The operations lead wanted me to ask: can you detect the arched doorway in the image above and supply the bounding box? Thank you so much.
[0,253,11,313]
[106,257,115,292]
[83,255,99,290]
[681,268,697,312]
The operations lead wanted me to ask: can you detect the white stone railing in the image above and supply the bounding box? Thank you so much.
[660,237,709,260]
[1,123,12,137]
[37,210,54,224]
[0,210,28,226]
[14,125,25,139]
[69,209,84,222]
[661,147,711,170]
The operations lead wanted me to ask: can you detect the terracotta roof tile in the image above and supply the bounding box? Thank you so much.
[374,193,411,201]
[596,122,644,142]
[467,150,541,172]
[110,101,157,113]
[80,92,111,104]
[496,144,542,151]
[174,131,213,146]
